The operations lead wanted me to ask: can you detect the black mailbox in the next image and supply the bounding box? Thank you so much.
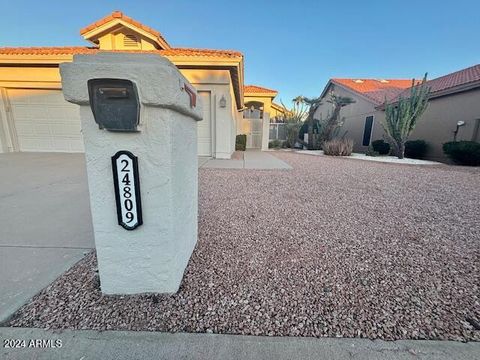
[88,78,140,132]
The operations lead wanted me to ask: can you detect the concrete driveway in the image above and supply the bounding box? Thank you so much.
[0,153,94,323]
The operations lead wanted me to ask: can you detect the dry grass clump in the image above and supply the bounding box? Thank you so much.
[323,138,354,156]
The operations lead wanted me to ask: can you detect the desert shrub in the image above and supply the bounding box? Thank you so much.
[443,141,480,166]
[235,134,247,151]
[365,145,380,157]
[323,138,354,156]
[269,139,282,149]
[405,140,428,159]
[299,120,322,149]
[371,139,390,155]
[285,122,302,148]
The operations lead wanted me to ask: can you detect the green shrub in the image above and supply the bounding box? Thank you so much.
[405,140,428,159]
[443,141,480,166]
[269,139,282,149]
[235,134,247,151]
[285,122,302,148]
[323,138,354,156]
[371,139,390,155]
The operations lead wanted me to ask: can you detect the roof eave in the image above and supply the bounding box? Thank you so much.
[375,80,480,110]
[173,56,244,110]
[244,91,277,98]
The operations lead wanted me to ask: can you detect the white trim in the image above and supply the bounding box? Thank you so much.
[1,88,19,151]
[197,90,214,158]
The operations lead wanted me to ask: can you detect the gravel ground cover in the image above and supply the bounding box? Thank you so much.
[8,153,480,341]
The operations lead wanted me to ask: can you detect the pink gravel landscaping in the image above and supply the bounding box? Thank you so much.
[8,152,480,341]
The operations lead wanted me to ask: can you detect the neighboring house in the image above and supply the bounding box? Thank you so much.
[0,11,280,158]
[241,85,288,149]
[270,102,291,123]
[375,64,480,161]
[314,78,415,153]
[316,65,480,161]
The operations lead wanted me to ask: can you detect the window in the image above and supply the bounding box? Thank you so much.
[362,116,374,146]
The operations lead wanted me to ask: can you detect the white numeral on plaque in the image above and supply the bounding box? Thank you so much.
[112,151,142,230]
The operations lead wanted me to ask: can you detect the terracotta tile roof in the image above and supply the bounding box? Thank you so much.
[0,46,242,59]
[332,78,418,105]
[0,46,98,55]
[80,11,170,49]
[244,85,278,95]
[159,47,242,58]
[397,64,480,99]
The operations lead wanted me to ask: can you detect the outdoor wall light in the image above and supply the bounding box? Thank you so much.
[219,95,226,108]
[453,120,466,141]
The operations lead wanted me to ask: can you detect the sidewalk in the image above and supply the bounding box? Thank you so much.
[201,150,292,170]
[1,327,478,360]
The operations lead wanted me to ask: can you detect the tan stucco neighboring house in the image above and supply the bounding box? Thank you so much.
[0,11,281,159]
[314,78,416,153]
[241,85,282,149]
[315,65,480,161]
[270,102,292,123]
[375,65,480,161]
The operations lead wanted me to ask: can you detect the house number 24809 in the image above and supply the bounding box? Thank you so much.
[112,151,143,230]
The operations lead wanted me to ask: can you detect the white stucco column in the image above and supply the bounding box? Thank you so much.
[60,53,203,294]
[262,112,270,151]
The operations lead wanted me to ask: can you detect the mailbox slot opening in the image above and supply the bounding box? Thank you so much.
[88,78,140,132]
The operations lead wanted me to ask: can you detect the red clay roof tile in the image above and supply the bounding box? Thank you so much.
[332,78,418,105]
[398,64,480,98]
[0,46,243,59]
[244,85,277,94]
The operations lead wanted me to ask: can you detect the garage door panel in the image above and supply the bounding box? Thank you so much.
[197,92,212,157]
[8,89,84,153]
[8,88,211,156]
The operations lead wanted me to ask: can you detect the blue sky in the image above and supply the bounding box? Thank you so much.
[1,0,478,105]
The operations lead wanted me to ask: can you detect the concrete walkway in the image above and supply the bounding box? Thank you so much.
[201,150,291,169]
[0,153,95,323]
[1,327,478,360]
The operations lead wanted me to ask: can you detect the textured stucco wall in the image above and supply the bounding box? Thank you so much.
[61,53,201,294]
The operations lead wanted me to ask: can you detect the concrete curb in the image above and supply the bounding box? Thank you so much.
[1,327,478,360]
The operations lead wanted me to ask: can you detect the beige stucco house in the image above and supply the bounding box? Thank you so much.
[241,85,286,149]
[0,11,282,158]
[315,65,480,161]
[315,78,416,153]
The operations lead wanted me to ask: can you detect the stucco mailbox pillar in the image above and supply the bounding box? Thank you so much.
[60,53,203,294]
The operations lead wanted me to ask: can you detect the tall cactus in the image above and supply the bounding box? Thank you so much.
[382,74,430,159]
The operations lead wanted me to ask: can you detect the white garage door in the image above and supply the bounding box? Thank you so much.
[197,91,212,157]
[8,89,83,152]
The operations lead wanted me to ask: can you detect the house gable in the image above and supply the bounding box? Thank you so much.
[80,11,171,50]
